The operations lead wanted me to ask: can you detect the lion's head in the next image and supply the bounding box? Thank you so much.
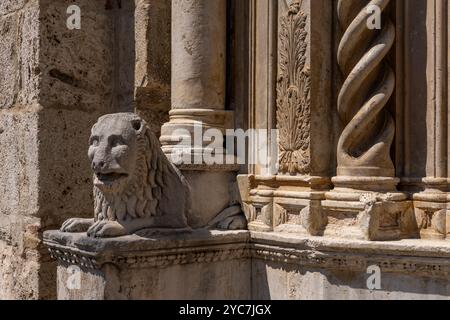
[89,113,167,223]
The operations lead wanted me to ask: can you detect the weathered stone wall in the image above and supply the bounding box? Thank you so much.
[0,0,134,299]
[0,0,45,300]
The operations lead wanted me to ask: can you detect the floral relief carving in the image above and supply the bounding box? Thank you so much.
[277,0,311,175]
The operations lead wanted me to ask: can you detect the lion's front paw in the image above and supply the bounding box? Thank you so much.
[87,221,128,238]
[217,215,247,230]
[61,218,94,233]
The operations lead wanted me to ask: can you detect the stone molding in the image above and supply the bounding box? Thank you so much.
[48,245,251,271]
[45,230,251,270]
[252,245,450,280]
[44,231,450,279]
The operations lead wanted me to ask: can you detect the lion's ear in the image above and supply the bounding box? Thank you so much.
[131,119,144,133]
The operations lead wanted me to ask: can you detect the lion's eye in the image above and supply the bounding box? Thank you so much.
[109,135,126,147]
[90,136,99,147]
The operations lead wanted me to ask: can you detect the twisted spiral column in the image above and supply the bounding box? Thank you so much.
[336,0,396,182]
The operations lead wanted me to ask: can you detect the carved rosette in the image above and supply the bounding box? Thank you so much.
[336,0,396,177]
[277,1,311,175]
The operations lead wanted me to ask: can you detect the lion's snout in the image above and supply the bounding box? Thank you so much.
[91,148,118,174]
[92,160,107,172]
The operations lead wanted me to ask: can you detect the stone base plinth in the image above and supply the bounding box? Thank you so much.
[323,189,417,241]
[44,230,450,300]
[250,232,450,300]
[44,230,251,300]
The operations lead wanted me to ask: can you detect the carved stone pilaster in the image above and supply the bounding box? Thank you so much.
[240,0,333,236]
[410,0,449,241]
[276,0,331,178]
[277,1,311,176]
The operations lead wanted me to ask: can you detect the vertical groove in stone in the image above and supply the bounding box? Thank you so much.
[434,0,448,178]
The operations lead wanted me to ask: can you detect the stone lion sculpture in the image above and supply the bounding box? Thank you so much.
[61,113,191,238]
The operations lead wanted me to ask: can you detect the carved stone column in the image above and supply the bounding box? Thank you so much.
[161,0,231,156]
[160,0,242,229]
[324,0,415,241]
[412,0,449,240]
[335,0,397,191]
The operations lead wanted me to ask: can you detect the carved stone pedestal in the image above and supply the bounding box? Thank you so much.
[322,177,416,241]
[240,175,331,236]
[44,230,250,300]
[181,166,241,229]
[251,232,450,300]
[44,229,450,300]
[323,190,416,241]
[413,179,450,240]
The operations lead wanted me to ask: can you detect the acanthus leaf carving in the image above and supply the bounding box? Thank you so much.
[277,1,311,176]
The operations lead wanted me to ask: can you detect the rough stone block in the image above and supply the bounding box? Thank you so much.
[0,214,48,300]
[0,13,19,109]
[0,110,39,217]
[0,0,27,16]
[0,0,40,109]
[39,0,115,111]
[44,230,251,300]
